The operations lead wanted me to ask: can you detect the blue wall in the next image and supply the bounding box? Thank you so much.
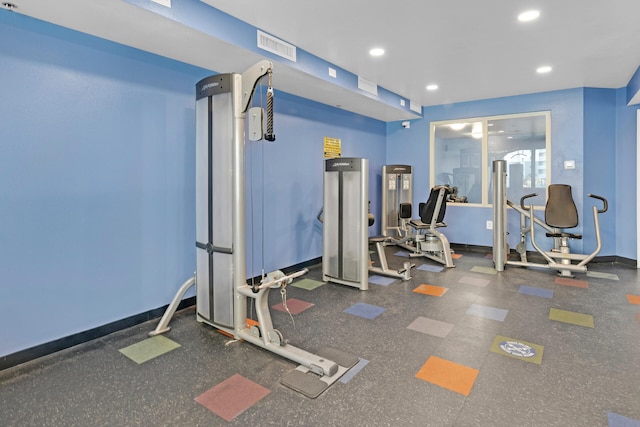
[0,11,205,356]
[386,88,640,260]
[615,88,639,259]
[246,89,386,277]
[0,12,385,357]
[2,8,638,359]
[583,88,617,253]
[386,89,601,253]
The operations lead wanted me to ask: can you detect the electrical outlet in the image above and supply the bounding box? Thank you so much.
[486,220,493,230]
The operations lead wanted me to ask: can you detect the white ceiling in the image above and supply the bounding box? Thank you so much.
[5,0,640,122]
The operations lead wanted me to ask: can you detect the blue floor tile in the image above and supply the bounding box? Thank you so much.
[343,302,386,319]
[417,264,444,273]
[368,275,396,286]
[518,285,553,299]
[339,358,369,384]
[609,412,640,427]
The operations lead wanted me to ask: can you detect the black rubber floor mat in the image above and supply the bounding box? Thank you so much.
[280,369,328,399]
[316,347,359,370]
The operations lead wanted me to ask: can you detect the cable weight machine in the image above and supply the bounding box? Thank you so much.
[151,61,356,396]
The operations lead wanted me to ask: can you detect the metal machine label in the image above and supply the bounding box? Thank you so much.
[325,157,363,172]
[196,74,233,99]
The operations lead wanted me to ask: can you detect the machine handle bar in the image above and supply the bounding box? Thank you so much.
[520,193,538,210]
[588,194,608,213]
[265,87,276,141]
[519,191,607,213]
[257,268,309,290]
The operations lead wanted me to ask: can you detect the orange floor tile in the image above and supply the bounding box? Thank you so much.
[416,356,479,396]
[626,294,640,305]
[413,284,448,297]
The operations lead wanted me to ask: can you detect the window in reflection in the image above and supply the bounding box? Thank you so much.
[431,112,550,206]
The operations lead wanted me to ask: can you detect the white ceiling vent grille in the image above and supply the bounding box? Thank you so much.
[257,30,296,62]
[357,77,378,96]
[410,100,421,114]
[150,0,171,7]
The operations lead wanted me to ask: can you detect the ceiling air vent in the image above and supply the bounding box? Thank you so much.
[150,0,171,7]
[357,77,378,96]
[257,30,296,62]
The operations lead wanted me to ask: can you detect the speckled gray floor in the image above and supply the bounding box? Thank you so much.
[1,249,640,426]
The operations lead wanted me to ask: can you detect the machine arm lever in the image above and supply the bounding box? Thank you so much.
[520,193,538,210]
[252,268,309,293]
[240,60,273,113]
[240,60,276,142]
[264,268,308,287]
[588,193,608,213]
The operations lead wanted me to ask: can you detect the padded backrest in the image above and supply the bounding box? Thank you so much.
[399,203,412,219]
[368,201,375,227]
[545,184,578,229]
[419,187,447,224]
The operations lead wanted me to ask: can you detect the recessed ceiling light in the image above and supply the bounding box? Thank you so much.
[471,122,483,138]
[449,123,466,130]
[518,10,540,22]
[369,48,385,57]
[426,84,439,91]
[536,66,552,74]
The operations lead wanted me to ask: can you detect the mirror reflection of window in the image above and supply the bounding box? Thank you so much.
[432,112,549,206]
[487,115,547,206]
[433,122,482,203]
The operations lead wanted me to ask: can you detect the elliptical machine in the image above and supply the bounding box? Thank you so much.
[492,160,608,277]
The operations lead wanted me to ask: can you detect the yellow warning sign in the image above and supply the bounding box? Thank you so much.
[324,137,341,158]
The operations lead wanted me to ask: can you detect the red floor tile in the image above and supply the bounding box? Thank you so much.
[195,374,270,422]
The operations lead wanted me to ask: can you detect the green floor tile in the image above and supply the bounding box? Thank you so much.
[490,335,544,365]
[291,278,325,290]
[586,271,619,281]
[549,308,594,328]
[471,266,497,275]
[119,335,181,364]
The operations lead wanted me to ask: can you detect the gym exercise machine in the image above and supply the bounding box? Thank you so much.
[369,165,453,274]
[368,234,413,281]
[368,208,414,281]
[322,157,370,290]
[367,164,413,280]
[319,159,412,285]
[377,164,454,267]
[492,159,608,276]
[400,185,456,268]
[381,165,413,238]
[151,61,356,395]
